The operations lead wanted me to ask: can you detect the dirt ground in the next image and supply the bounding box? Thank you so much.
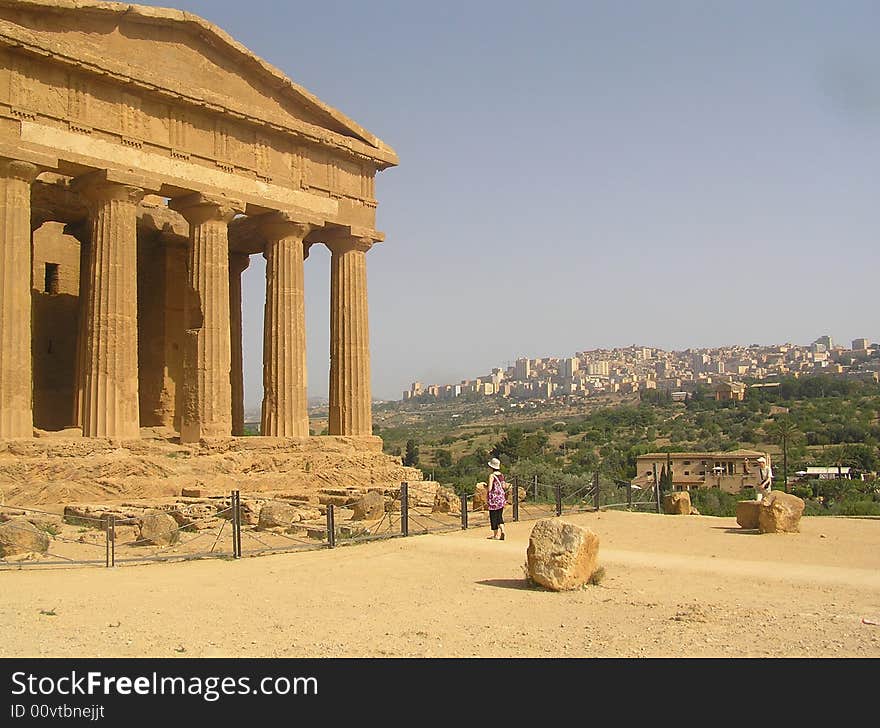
[2,509,879,658]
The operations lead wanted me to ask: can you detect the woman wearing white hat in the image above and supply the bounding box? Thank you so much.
[486,457,507,540]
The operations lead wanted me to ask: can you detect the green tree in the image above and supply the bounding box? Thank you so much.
[403,439,420,467]
[436,449,453,468]
[765,415,803,492]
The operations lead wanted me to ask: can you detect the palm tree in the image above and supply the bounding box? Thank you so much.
[765,415,802,493]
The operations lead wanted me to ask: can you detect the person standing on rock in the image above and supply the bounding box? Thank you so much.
[486,457,507,540]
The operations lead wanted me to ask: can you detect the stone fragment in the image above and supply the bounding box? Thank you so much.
[351,491,385,521]
[662,491,691,515]
[0,519,50,556]
[736,500,760,529]
[138,512,180,546]
[473,483,488,511]
[432,486,461,515]
[258,502,300,529]
[758,491,805,534]
[526,518,600,591]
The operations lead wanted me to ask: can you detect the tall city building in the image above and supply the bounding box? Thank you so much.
[852,338,870,351]
[514,357,531,381]
[562,357,579,378]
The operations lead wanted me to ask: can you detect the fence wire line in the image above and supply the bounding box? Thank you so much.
[0,517,105,550]
[241,526,322,549]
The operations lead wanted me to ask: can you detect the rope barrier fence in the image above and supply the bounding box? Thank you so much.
[2,472,659,569]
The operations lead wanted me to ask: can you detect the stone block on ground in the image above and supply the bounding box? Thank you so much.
[432,486,461,515]
[0,519,50,557]
[662,491,691,515]
[526,518,600,591]
[758,491,805,534]
[736,500,760,529]
[351,491,385,521]
[138,512,180,546]
[258,502,300,529]
[473,483,488,511]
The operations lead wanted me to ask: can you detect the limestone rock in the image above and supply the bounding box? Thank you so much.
[758,491,805,534]
[258,502,300,529]
[736,500,760,529]
[432,486,461,515]
[473,483,488,511]
[0,519,50,556]
[526,518,600,591]
[662,491,691,515]
[138,512,180,546]
[351,491,385,521]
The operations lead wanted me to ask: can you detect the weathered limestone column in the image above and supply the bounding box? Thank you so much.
[0,159,38,438]
[260,215,312,437]
[327,236,373,436]
[170,193,242,443]
[229,251,249,436]
[74,177,145,438]
[65,221,90,430]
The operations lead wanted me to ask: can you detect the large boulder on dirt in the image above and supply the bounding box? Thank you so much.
[473,483,488,511]
[0,519,50,556]
[351,491,386,521]
[504,484,528,504]
[432,486,461,515]
[138,512,180,546]
[662,491,691,515]
[526,518,600,591]
[758,491,805,534]
[258,502,300,529]
[736,500,761,529]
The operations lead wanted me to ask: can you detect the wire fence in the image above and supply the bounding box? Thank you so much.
[1,474,664,570]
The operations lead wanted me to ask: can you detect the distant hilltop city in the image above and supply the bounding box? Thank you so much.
[402,336,880,405]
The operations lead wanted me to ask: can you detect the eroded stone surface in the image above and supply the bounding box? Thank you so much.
[526,518,600,591]
[758,492,805,534]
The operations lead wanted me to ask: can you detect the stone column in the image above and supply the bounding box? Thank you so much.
[64,221,90,430]
[74,177,145,439]
[0,159,38,438]
[260,215,311,437]
[229,251,249,436]
[327,236,373,436]
[169,193,242,443]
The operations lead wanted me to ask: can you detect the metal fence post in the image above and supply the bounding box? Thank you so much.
[110,515,116,568]
[653,464,661,514]
[460,492,468,530]
[533,474,538,502]
[627,482,633,509]
[401,482,409,537]
[555,483,562,516]
[105,516,111,568]
[513,475,520,522]
[232,490,242,558]
[326,503,336,548]
[592,471,600,510]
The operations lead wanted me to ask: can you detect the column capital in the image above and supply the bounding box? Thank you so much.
[169,192,243,226]
[229,251,250,276]
[71,172,144,207]
[0,158,39,184]
[259,211,314,246]
[31,205,55,232]
[325,235,375,255]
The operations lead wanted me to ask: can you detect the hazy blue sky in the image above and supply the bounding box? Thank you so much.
[138,0,880,405]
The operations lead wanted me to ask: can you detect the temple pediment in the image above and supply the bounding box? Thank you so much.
[0,0,397,167]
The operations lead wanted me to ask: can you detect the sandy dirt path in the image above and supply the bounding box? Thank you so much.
[2,510,879,658]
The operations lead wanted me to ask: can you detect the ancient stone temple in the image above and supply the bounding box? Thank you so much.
[0,0,397,444]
